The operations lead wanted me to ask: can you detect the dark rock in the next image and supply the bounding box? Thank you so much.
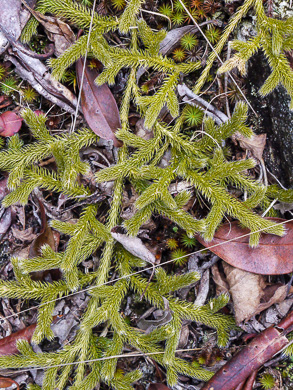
[245,51,293,187]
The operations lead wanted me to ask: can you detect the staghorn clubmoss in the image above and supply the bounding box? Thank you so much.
[0,0,291,389]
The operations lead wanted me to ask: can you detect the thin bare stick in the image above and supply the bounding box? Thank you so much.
[177,0,257,117]
[225,42,232,118]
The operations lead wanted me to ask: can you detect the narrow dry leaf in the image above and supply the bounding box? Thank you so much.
[178,323,190,348]
[0,95,12,109]
[29,201,55,258]
[0,208,12,236]
[0,177,12,237]
[29,199,59,281]
[211,263,229,296]
[111,227,156,264]
[76,58,122,147]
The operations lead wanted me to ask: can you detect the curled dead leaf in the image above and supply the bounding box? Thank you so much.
[222,263,288,324]
[11,226,37,242]
[22,0,75,56]
[111,226,156,264]
[236,133,266,161]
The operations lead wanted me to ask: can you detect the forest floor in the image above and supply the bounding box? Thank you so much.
[0,0,293,389]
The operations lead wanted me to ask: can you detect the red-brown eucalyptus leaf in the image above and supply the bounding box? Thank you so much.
[0,322,37,356]
[29,200,55,258]
[0,316,60,356]
[0,377,19,389]
[76,58,122,147]
[0,111,22,137]
[196,218,293,275]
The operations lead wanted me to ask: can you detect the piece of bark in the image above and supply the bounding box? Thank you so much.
[194,269,210,306]
[202,311,293,390]
[0,0,22,47]
[6,52,77,114]
[0,0,36,54]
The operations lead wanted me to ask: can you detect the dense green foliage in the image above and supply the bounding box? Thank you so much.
[0,0,292,388]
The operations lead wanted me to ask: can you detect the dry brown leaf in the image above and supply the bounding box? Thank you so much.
[274,201,293,214]
[149,384,171,390]
[22,0,75,56]
[211,263,229,296]
[222,263,288,324]
[223,262,265,324]
[236,133,267,161]
[76,58,122,147]
[0,322,37,356]
[11,226,37,242]
[111,226,156,264]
